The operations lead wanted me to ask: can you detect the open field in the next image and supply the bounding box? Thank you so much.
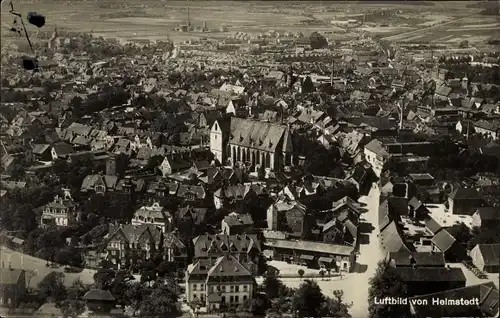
[1,0,497,47]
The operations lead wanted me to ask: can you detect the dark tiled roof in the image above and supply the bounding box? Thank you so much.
[475,207,500,220]
[425,216,442,235]
[228,117,291,153]
[83,289,115,301]
[223,213,254,227]
[477,244,500,266]
[394,267,466,282]
[193,234,261,257]
[449,187,482,200]
[409,282,498,318]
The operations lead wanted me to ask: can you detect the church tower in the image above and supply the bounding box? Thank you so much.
[210,119,226,165]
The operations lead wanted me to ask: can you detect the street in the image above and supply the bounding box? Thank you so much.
[274,184,383,318]
[0,246,96,288]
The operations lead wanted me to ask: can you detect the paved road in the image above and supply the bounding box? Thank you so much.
[276,184,383,318]
[382,13,479,42]
[0,246,96,288]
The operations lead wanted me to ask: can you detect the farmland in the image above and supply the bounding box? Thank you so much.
[1,0,498,48]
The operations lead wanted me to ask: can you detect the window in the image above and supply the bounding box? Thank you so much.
[200,284,204,290]
[210,286,215,293]
[235,286,239,292]
[215,123,218,131]
[230,296,234,303]
[230,285,234,292]
[243,295,247,301]
[193,284,197,291]
[242,285,247,292]
[235,296,239,303]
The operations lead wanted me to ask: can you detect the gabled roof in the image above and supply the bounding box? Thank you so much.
[193,234,261,257]
[476,244,500,266]
[223,213,254,227]
[207,254,252,278]
[448,187,482,200]
[380,221,412,253]
[474,207,500,220]
[83,289,115,301]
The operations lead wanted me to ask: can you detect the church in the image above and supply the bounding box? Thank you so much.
[210,116,293,171]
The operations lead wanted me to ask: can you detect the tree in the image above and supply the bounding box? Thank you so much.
[447,222,472,248]
[309,31,328,49]
[139,279,181,317]
[263,275,289,299]
[55,247,83,267]
[125,282,151,317]
[38,272,67,302]
[58,299,86,318]
[140,261,157,286]
[250,293,270,316]
[189,298,203,318]
[322,290,352,318]
[291,279,325,318]
[298,269,305,279]
[368,260,411,318]
[93,268,116,290]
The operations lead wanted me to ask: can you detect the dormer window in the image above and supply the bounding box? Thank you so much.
[240,134,243,142]
[268,141,273,148]
[259,139,263,145]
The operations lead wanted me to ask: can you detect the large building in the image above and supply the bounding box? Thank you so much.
[210,117,293,170]
[185,254,254,312]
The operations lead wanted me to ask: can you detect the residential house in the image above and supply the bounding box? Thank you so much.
[364,139,434,178]
[192,234,261,274]
[51,141,74,160]
[131,202,172,233]
[431,229,466,262]
[177,184,206,202]
[471,207,500,229]
[159,154,191,176]
[469,244,500,273]
[185,254,254,312]
[210,117,293,170]
[473,120,500,140]
[82,289,116,315]
[214,184,254,210]
[176,206,207,228]
[31,144,54,161]
[266,200,313,239]
[163,232,188,266]
[264,239,356,272]
[408,197,429,220]
[81,174,119,194]
[102,224,163,269]
[0,268,26,307]
[386,251,445,268]
[393,266,466,297]
[222,213,254,235]
[40,189,77,227]
[409,282,499,318]
[447,187,485,215]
